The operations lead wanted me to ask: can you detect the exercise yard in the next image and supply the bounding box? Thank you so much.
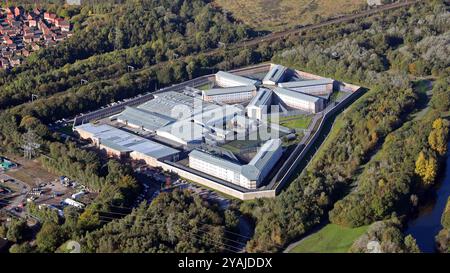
[277,114,312,130]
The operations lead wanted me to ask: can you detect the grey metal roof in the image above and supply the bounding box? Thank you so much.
[76,123,179,159]
[278,78,334,88]
[100,139,131,153]
[249,138,281,171]
[273,87,320,103]
[117,106,175,131]
[248,88,273,108]
[215,71,260,86]
[203,85,256,96]
[263,64,287,84]
[138,91,219,120]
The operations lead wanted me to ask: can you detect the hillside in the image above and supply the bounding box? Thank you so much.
[214,0,366,31]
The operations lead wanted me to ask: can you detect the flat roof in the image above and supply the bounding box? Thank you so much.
[138,91,219,120]
[249,138,281,171]
[278,78,334,88]
[76,123,179,159]
[157,119,207,143]
[116,106,175,131]
[248,88,273,108]
[215,71,260,86]
[273,87,320,103]
[193,104,243,127]
[203,85,256,96]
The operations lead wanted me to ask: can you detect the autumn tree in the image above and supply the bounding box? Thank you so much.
[428,118,449,156]
[415,151,437,186]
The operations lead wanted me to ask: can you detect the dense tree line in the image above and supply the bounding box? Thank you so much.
[80,190,237,253]
[242,1,449,252]
[0,0,253,111]
[330,114,448,227]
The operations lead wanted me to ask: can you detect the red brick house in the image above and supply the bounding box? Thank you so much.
[44,12,57,24]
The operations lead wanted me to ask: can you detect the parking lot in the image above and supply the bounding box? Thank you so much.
[134,166,231,209]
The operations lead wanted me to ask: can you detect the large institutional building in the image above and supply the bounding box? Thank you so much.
[247,88,273,120]
[215,71,260,87]
[273,87,324,113]
[202,85,257,104]
[262,64,288,85]
[75,123,180,166]
[189,139,282,189]
[278,78,334,96]
[73,64,340,198]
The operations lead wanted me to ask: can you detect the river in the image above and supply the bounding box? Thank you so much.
[405,142,450,253]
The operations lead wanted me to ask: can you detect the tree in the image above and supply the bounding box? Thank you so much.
[415,151,437,186]
[6,219,29,243]
[36,222,65,253]
[428,118,449,156]
[404,235,421,253]
[77,209,100,232]
[9,243,34,253]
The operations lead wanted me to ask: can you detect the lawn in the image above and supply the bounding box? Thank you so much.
[278,114,312,130]
[330,91,348,102]
[221,140,261,155]
[290,224,369,253]
[196,82,212,90]
[214,0,366,32]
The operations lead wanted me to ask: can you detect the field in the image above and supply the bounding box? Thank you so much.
[3,154,58,187]
[214,0,366,31]
[289,224,369,253]
[278,114,312,130]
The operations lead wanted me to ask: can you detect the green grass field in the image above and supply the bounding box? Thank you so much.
[290,224,369,253]
[278,114,312,130]
[214,0,366,32]
[221,140,260,154]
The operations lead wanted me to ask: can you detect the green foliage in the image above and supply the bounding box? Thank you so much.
[442,198,450,230]
[244,1,449,251]
[429,77,450,112]
[350,218,420,253]
[8,242,34,253]
[0,0,253,112]
[26,202,61,224]
[36,222,66,253]
[6,219,30,243]
[80,190,230,253]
